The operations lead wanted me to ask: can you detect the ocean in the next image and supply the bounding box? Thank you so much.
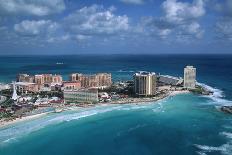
[0,54,232,155]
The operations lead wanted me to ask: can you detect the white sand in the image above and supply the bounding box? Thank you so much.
[0,112,51,128]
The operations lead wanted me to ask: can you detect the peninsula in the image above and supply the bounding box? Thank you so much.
[0,66,211,127]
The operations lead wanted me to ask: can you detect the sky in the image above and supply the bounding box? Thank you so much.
[0,0,232,55]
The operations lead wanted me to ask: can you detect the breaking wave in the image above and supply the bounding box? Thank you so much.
[195,144,232,155]
[197,82,232,106]
[0,103,154,145]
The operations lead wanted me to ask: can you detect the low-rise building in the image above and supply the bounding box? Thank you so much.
[0,83,10,91]
[158,75,183,86]
[50,83,62,91]
[64,88,98,104]
[63,81,81,90]
[17,74,34,83]
[15,82,39,93]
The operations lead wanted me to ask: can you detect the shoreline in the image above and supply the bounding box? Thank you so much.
[0,90,189,129]
[0,111,52,129]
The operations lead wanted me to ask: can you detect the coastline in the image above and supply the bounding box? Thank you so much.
[0,90,189,129]
[0,111,52,129]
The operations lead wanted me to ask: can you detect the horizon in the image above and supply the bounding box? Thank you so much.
[1,53,232,56]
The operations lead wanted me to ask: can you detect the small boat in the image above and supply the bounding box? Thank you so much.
[56,62,64,65]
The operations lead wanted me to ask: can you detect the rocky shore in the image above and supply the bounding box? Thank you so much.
[220,106,232,114]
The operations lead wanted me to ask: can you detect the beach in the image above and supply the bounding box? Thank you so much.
[0,111,52,129]
[0,90,189,129]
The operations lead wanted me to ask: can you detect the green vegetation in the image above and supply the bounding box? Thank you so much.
[1,98,14,108]
[0,112,13,119]
[37,91,63,98]
[189,85,210,95]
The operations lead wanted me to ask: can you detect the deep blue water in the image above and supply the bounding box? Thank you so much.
[0,54,232,155]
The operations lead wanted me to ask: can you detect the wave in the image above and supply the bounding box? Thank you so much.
[194,144,232,155]
[195,131,232,155]
[221,132,232,139]
[0,105,123,144]
[197,82,232,106]
[0,104,154,145]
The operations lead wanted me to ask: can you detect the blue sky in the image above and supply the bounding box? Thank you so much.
[0,0,231,55]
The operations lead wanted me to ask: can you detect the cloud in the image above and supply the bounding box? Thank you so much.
[120,0,145,5]
[63,5,129,37]
[141,0,205,40]
[14,20,59,36]
[215,17,232,41]
[162,0,205,23]
[213,0,232,41]
[0,0,65,16]
[214,0,232,17]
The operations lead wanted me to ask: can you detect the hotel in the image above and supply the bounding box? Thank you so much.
[64,88,98,104]
[134,71,157,96]
[184,66,196,89]
[63,81,81,90]
[69,73,112,88]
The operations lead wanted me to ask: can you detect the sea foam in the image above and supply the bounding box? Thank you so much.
[197,82,232,106]
[0,104,152,145]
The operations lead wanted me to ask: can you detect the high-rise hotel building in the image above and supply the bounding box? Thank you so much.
[134,71,157,96]
[184,66,196,89]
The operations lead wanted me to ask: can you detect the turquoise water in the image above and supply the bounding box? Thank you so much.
[0,55,232,155]
[0,94,232,155]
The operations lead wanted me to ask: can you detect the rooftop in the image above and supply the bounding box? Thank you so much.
[15,82,36,86]
[135,71,156,76]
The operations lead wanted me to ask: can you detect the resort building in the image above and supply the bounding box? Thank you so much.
[35,74,63,84]
[15,82,39,93]
[52,75,63,83]
[34,75,45,85]
[184,66,196,89]
[63,81,81,90]
[134,71,157,96]
[158,75,183,86]
[69,73,112,88]
[96,73,112,88]
[64,88,98,104]
[17,74,34,83]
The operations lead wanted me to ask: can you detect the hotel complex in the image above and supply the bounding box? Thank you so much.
[134,71,157,96]
[69,73,112,88]
[184,66,196,89]
[11,66,197,104]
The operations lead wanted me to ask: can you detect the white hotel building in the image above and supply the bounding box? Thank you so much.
[184,66,196,89]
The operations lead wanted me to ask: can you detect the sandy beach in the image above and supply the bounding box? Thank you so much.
[0,90,189,129]
[0,111,52,129]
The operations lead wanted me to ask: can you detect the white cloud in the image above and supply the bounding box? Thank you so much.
[179,22,204,38]
[14,20,59,36]
[64,5,129,36]
[141,0,205,40]
[213,0,232,41]
[162,0,205,23]
[0,0,65,16]
[216,18,232,41]
[120,0,145,5]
